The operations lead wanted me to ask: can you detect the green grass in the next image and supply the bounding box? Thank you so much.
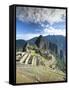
[56,56,66,72]
[16,49,66,83]
[16,65,65,83]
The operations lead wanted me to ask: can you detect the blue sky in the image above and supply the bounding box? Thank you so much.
[16,7,66,40]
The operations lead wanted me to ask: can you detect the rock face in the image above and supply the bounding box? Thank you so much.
[49,42,58,55]
[16,35,66,61]
[22,42,30,52]
[35,35,48,50]
[17,35,66,69]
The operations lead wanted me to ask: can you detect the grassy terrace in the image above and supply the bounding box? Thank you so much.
[16,65,65,83]
[16,50,65,83]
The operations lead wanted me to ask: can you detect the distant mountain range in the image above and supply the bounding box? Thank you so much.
[16,35,66,51]
[44,35,66,51]
[16,35,66,73]
[16,39,26,48]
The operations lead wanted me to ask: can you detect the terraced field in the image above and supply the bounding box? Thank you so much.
[16,50,66,83]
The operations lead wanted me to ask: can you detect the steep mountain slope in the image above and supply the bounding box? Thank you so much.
[16,35,66,51]
[44,35,66,50]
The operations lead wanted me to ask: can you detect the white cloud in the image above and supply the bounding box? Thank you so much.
[16,7,66,25]
[16,26,66,40]
[43,26,66,36]
[16,33,41,40]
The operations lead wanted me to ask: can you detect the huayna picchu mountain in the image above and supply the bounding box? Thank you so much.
[16,35,66,83]
[16,35,66,61]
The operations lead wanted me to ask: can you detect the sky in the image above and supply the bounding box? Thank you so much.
[16,6,66,40]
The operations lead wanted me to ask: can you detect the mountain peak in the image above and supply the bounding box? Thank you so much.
[39,35,43,38]
[35,35,46,49]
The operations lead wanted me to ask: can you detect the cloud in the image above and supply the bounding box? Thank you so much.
[16,7,66,25]
[43,26,66,36]
[16,7,66,40]
[16,33,42,40]
[16,26,65,40]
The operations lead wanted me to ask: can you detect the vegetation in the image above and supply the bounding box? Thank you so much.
[16,35,66,83]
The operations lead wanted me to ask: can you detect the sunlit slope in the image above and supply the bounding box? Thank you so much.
[16,49,65,83]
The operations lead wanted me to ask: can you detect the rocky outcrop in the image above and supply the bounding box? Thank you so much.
[35,35,48,50]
